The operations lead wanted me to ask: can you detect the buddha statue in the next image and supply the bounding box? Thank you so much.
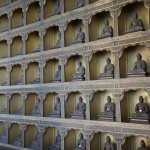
[99,57,114,79]
[71,96,86,120]
[126,12,144,34]
[71,27,85,44]
[74,133,86,150]
[48,97,61,118]
[127,53,149,77]
[32,7,40,23]
[137,140,150,150]
[15,71,23,85]
[30,133,40,150]
[31,98,41,116]
[71,61,85,81]
[72,0,84,10]
[130,96,150,124]
[98,96,115,122]
[0,130,7,144]
[15,13,23,28]
[51,65,61,83]
[97,20,113,39]
[15,107,23,115]
[12,133,22,147]
[51,32,61,49]
[103,136,114,150]
[1,108,7,114]
[49,1,61,17]
[31,69,41,84]
[48,130,61,150]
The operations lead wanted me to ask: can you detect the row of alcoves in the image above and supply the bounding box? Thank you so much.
[0,45,150,84]
[0,90,149,123]
[0,123,149,150]
[0,1,149,37]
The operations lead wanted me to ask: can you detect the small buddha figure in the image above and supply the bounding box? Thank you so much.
[103,136,114,150]
[137,140,150,150]
[0,130,7,144]
[31,69,41,84]
[31,98,41,116]
[15,13,23,28]
[49,1,61,17]
[97,20,113,39]
[127,53,149,77]
[30,133,40,150]
[51,32,61,49]
[71,61,85,81]
[48,130,61,150]
[99,57,114,79]
[1,108,7,114]
[71,96,86,120]
[15,107,23,115]
[126,12,144,34]
[12,133,22,147]
[98,96,115,122]
[48,97,61,118]
[72,0,84,10]
[15,71,23,85]
[130,96,150,124]
[74,133,86,150]
[51,65,61,83]
[71,27,85,44]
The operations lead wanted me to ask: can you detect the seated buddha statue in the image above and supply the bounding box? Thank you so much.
[103,136,114,150]
[98,96,115,122]
[97,20,113,39]
[0,130,7,144]
[130,96,150,124]
[12,133,22,147]
[49,1,61,17]
[71,96,86,120]
[1,108,7,114]
[31,69,41,84]
[125,12,144,34]
[71,27,85,44]
[48,97,61,118]
[72,0,84,10]
[15,13,23,28]
[48,130,61,150]
[51,65,61,83]
[31,98,41,116]
[51,32,61,49]
[30,133,40,150]
[137,140,150,150]
[74,133,86,150]
[127,53,149,77]
[71,61,85,81]
[99,57,114,79]
[15,107,23,115]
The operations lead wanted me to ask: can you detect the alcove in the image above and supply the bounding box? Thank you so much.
[65,55,85,82]
[89,11,113,42]
[9,93,22,115]
[27,2,40,24]
[0,94,7,114]
[0,15,8,32]
[0,40,8,58]
[118,2,148,35]
[0,67,7,85]
[121,90,150,123]
[26,31,40,54]
[90,91,114,120]
[11,36,23,57]
[65,19,85,46]
[0,122,5,136]
[26,62,39,84]
[64,0,74,12]
[44,59,59,83]
[44,26,60,50]
[90,51,114,80]
[10,64,22,85]
[43,93,58,117]
[119,45,150,78]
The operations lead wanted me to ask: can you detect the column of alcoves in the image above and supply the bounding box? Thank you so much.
[0,121,150,150]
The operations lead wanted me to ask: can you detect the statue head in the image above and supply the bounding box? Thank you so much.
[137,53,142,60]
[58,65,61,70]
[106,57,111,64]
[78,27,82,32]
[140,140,145,148]
[133,12,138,19]
[107,96,111,103]
[106,136,111,143]
[139,96,144,103]
[78,61,82,66]
[79,133,83,139]
[79,96,83,102]
[104,20,109,26]
[56,97,60,102]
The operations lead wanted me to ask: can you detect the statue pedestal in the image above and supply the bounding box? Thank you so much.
[12,139,22,147]
[15,80,23,85]
[33,48,40,53]
[31,109,41,117]
[51,80,61,83]
[97,34,112,40]
[125,28,144,34]
[98,74,114,80]
[71,113,85,120]
[98,114,115,122]
[1,108,7,114]
[31,78,40,84]
[71,77,85,82]
[127,72,149,78]
[129,115,150,124]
